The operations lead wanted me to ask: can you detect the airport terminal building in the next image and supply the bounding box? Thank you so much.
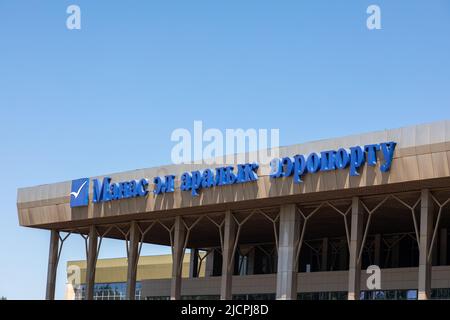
[17,121,450,300]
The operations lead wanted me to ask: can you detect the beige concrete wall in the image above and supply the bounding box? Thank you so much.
[142,274,277,297]
[301,267,450,293]
[17,120,450,228]
[297,271,348,293]
[141,266,450,298]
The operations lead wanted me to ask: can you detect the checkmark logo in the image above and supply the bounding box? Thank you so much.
[71,180,87,199]
[70,178,89,208]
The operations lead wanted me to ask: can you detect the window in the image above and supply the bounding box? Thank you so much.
[74,282,142,300]
[298,292,347,300]
[360,290,417,300]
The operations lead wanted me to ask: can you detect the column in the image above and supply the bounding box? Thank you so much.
[440,228,447,266]
[171,216,186,300]
[189,248,199,278]
[418,189,434,300]
[45,230,60,300]
[86,225,98,300]
[348,197,363,300]
[276,204,300,300]
[221,210,236,300]
[321,238,328,272]
[374,234,381,266]
[126,221,140,300]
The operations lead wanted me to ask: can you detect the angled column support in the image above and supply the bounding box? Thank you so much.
[418,189,434,300]
[126,221,140,300]
[221,210,236,300]
[171,216,186,300]
[86,225,98,300]
[348,197,363,300]
[205,250,215,277]
[45,230,60,300]
[276,204,299,300]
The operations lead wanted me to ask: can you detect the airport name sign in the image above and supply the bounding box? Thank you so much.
[178,163,259,196]
[92,177,149,203]
[269,141,397,183]
[69,141,396,208]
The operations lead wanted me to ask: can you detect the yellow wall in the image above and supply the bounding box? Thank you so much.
[67,253,205,284]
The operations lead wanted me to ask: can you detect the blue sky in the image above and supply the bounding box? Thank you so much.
[0,0,449,299]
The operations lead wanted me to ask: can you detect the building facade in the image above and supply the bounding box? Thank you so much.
[17,120,450,300]
[66,254,202,300]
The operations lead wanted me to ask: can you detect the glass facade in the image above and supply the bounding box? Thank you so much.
[182,295,220,300]
[431,288,450,300]
[146,294,275,300]
[233,293,276,300]
[74,282,142,300]
[360,289,417,300]
[298,291,347,300]
[297,290,423,300]
[146,296,170,300]
[100,287,450,300]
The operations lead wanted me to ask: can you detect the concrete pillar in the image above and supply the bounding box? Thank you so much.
[418,189,434,300]
[374,234,381,266]
[321,238,328,272]
[348,197,363,300]
[440,228,447,266]
[126,221,140,300]
[221,210,236,300]
[86,225,98,300]
[276,204,299,300]
[189,249,199,278]
[171,216,186,300]
[45,230,60,300]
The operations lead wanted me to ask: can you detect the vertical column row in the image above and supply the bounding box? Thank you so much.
[221,210,236,300]
[45,230,59,300]
[418,189,434,300]
[276,204,299,300]
[348,197,363,300]
[171,216,186,300]
[85,225,98,300]
[127,221,140,300]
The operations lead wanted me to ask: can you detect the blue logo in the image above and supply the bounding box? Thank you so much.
[70,178,90,208]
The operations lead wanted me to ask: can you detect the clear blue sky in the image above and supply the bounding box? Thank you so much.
[0,0,449,299]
